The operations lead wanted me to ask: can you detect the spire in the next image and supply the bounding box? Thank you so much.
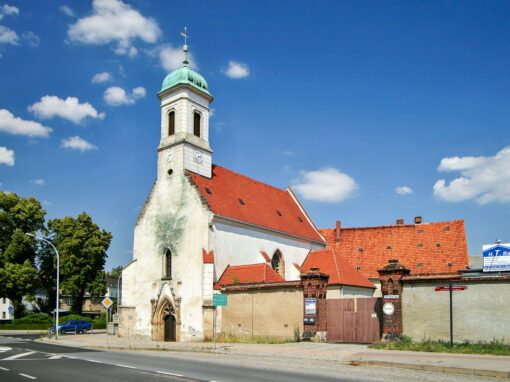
[180,27,189,66]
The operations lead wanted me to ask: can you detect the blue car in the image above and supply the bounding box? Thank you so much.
[55,320,91,334]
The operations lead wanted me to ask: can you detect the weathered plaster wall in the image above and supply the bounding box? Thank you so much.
[211,218,324,282]
[120,172,211,341]
[221,287,303,338]
[342,286,375,298]
[403,280,510,343]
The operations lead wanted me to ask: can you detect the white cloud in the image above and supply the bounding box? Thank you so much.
[132,86,146,99]
[433,146,510,205]
[0,109,52,137]
[103,86,146,106]
[30,179,45,186]
[43,200,53,206]
[0,146,14,166]
[60,5,75,17]
[92,71,111,83]
[0,25,19,45]
[292,168,358,203]
[67,0,161,57]
[0,4,19,20]
[22,31,40,47]
[28,95,105,124]
[223,61,250,79]
[395,186,413,195]
[61,136,98,152]
[209,108,215,118]
[282,150,294,156]
[158,44,197,71]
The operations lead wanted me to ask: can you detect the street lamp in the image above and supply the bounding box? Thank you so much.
[25,233,60,340]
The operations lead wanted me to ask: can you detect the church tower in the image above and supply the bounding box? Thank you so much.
[156,40,213,179]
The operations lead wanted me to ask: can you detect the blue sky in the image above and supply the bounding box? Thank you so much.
[1,1,509,270]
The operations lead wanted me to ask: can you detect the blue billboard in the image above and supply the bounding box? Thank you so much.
[482,243,510,272]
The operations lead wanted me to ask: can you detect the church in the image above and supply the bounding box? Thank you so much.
[119,43,469,342]
[119,43,330,341]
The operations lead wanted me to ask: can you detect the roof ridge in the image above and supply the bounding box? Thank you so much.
[212,165,290,194]
[320,219,464,231]
[330,249,342,284]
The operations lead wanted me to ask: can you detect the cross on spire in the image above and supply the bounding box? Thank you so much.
[180,27,189,65]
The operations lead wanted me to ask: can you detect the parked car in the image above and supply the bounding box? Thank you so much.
[54,320,91,334]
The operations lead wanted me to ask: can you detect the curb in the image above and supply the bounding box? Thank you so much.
[350,360,510,379]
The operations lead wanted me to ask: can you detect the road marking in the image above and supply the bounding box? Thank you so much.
[0,366,10,371]
[86,359,104,364]
[2,351,36,360]
[156,371,183,377]
[19,373,37,379]
[48,355,62,360]
[0,346,12,352]
[116,364,137,369]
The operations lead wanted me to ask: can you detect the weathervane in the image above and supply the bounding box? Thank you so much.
[180,27,189,65]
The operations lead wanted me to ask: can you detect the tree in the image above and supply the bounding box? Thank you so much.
[0,192,45,318]
[109,266,123,278]
[43,212,112,314]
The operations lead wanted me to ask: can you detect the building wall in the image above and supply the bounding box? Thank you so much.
[211,218,324,282]
[0,297,13,321]
[403,280,510,343]
[221,287,303,339]
[120,171,211,341]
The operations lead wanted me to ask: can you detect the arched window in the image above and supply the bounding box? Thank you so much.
[193,112,201,137]
[164,249,172,278]
[168,111,175,136]
[271,250,285,278]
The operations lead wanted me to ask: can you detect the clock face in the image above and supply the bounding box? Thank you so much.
[165,150,174,162]
[194,150,203,163]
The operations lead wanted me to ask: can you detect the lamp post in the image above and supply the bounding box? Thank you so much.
[26,233,60,340]
[116,272,122,315]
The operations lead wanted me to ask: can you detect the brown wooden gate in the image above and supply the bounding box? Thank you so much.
[327,297,382,343]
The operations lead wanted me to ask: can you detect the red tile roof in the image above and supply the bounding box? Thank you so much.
[301,249,375,288]
[320,220,469,279]
[217,263,286,286]
[186,165,324,243]
[260,251,271,262]
[202,249,214,264]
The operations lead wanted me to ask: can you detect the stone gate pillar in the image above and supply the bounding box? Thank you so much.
[377,260,410,340]
[300,268,329,341]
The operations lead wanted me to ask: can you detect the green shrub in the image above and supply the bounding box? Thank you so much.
[12,314,52,325]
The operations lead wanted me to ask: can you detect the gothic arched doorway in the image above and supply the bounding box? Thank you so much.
[164,313,176,342]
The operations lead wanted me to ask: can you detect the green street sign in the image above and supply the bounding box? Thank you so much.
[213,294,227,306]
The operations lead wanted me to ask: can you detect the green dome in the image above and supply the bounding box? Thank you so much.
[160,64,211,96]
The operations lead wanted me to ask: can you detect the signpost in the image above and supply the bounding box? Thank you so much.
[483,243,510,272]
[435,282,467,347]
[102,297,113,345]
[212,294,227,349]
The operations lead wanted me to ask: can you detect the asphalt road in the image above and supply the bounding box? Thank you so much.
[0,335,352,382]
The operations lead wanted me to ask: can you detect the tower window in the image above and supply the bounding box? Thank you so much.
[168,111,175,136]
[193,112,201,137]
[164,249,172,279]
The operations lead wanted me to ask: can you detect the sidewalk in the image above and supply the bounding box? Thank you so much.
[38,333,510,379]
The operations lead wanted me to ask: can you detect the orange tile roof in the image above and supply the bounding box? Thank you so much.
[186,165,324,243]
[320,219,469,279]
[301,249,375,288]
[217,263,286,286]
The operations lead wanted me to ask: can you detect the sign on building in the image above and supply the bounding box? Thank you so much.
[213,294,227,306]
[305,298,316,315]
[483,243,510,272]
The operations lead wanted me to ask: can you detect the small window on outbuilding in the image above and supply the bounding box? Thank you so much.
[193,112,201,137]
[168,111,175,136]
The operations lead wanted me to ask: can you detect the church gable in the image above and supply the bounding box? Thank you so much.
[186,165,324,243]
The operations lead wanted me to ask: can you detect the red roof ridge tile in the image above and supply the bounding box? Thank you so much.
[287,187,325,241]
[320,219,464,232]
[260,251,270,262]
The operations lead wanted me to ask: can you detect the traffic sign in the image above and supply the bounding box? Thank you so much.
[102,296,113,309]
[8,306,13,312]
[213,294,227,306]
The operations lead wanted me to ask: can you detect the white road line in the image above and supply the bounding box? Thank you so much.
[0,346,12,352]
[86,359,104,363]
[0,366,10,371]
[19,373,37,379]
[115,364,137,369]
[2,351,36,360]
[48,355,62,360]
[156,371,183,377]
